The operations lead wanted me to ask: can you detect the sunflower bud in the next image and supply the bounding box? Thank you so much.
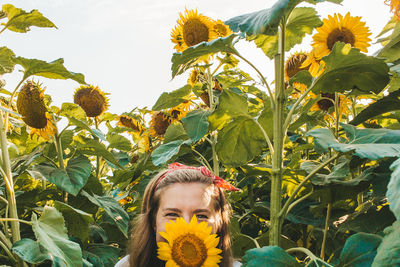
[73,85,108,117]
[17,81,48,129]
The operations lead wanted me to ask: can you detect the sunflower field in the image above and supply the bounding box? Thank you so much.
[0,0,400,266]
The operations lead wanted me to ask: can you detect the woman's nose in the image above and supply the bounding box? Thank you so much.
[182,214,192,223]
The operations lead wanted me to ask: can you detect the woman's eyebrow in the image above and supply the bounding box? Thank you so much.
[193,209,210,213]
[163,208,181,212]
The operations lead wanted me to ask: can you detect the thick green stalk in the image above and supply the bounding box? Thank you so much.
[206,67,219,175]
[94,117,101,179]
[53,124,67,202]
[269,22,286,246]
[321,201,332,260]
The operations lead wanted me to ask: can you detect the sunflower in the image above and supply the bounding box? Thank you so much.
[73,85,109,117]
[118,115,143,133]
[149,111,172,137]
[310,93,352,119]
[386,0,400,20]
[157,216,222,267]
[312,13,371,59]
[171,9,216,52]
[284,52,309,82]
[301,49,326,77]
[16,81,56,140]
[211,19,232,38]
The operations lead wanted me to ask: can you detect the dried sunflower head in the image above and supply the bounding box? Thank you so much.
[73,85,109,117]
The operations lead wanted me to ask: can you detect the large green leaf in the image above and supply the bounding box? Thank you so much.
[152,85,191,110]
[171,34,239,78]
[32,206,83,267]
[225,0,340,36]
[242,246,300,267]
[80,190,130,237]
[60,103,87,121]
[257,104,274,140]
[2,4,57,33]
[338,233,382,267]
[84,244,120,267]
[350,89,400,126]
[152,139,191,166]
[250,7,322,59]
[216,115,266,167]
[106,133,131,151]
[54,201,94,242]
[0,46,16,74]
[311,42,390,94]
[67,116,105,140]
[163,121,188,143]
[14,57,85,84]
[12,238,49,264]
[182,110,210,143]
[31,155,92,196]
[307,125,400,160]
[377,22,400,62]
[208,88,248,130]
[372,222,400,267]
[388,158,400,221]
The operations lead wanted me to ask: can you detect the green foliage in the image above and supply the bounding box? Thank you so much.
[12,238,50,264]
[0,46,16,74]
[388,158,400,221]
[242,246,300,267]
[311,42,390,94]
[338,233,382,267]
[171,34,239,78]
[83,244,120,267]
[378,22,400,62]
[372,222,400,267]
[152,85,191,110]
[31,206,83,267]
[2,4,57,33]
[250,7,322,59]
[181,109,210,142]
[152,139,191,166]
[31,155,92,196]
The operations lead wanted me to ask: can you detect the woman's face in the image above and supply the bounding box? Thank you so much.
[154,182,220,242]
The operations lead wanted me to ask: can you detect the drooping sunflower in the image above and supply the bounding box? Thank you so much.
[16,81,56,140]
[171,9,216,52]
[312,13,371,59]
[211,19,232,38]
[157,216,222,267]
[168,100,193,121]
[285,52,316,99]
[149,111,172,137]
[301,49,326,77]
[73,85,109,117]
[386,0,400,20]
[117,115,143,133]
[311,93,352,119]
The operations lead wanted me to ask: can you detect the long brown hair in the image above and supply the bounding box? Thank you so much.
[128,168,233,267]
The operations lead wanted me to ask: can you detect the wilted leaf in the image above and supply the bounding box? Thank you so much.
[311,42,390,95]
[242,246,300,267]
[216,115,266,167]
[152,85,191,110]
[2,4,57,33]
[14,57,85,84]
[31,206,83,267]
[171,34,239,78]
[80,191,130,237]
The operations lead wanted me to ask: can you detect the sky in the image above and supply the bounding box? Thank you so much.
[1,0,392,115]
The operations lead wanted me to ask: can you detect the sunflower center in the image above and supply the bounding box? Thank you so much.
[285,53,309,80]
[183,19,209,47]
[317,93,336,111]
[171,233,207,267]
[327,27,355,50]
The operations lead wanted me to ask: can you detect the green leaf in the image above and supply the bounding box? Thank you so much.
[0,46,16,74]
[372,222,400,267]
[80,191,130,238]
[164,121,189,143]
[31,155,92,196]
[312,42,390,94]
[242,246,300,267]
[14,57,85,84]
[257,104,274,140]
[152,85,191,110]
[250,7,322,59]
[208,88,248,130]
[67,116,105,140]
[338,233,382,267]
[60,103,87,121]
[12,238,50,264]
[182,110,210,143]
[2,4,57,33]
[350,89,400,126]
[106,133,131,151]
[171,34,239,78]
[152,139,191,166]
[216,115,266,167]
[378,22,400,62]
[388,158,400,221]
[289,70,313,88]
[54,201,94,242]
[74,137,122,168]
[307,125,400,159]
[32,206,83,267]
[84,244,120,267]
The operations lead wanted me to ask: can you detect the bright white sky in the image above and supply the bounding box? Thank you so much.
[1,0,392,114]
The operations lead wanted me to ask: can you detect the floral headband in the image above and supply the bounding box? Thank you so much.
[155,162,239,191]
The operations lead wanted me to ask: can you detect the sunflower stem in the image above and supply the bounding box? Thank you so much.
[4,78,25,133]
[192,148,213,171]
[53,121,67,203]
[269,21,286,247]
[320,200,332,260]
[94,117,102,179]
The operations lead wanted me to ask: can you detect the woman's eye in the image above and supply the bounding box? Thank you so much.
[166,213,178,217]
[196,214,208,219]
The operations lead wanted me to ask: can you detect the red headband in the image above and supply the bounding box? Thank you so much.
[155,162,239,191]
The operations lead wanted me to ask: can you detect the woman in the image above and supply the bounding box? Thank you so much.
[115,163,240,267]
